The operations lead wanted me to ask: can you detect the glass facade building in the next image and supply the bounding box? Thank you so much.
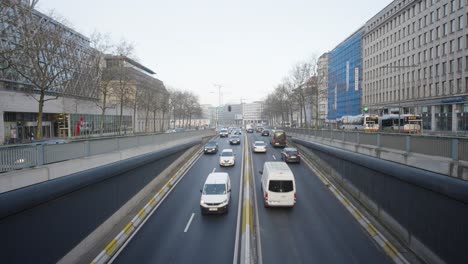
[328,28,364,120]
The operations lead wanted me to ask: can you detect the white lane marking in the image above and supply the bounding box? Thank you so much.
[212,167,216,173]
[232,133,246,264]
[184,213,195,233]
[272,154,276,160]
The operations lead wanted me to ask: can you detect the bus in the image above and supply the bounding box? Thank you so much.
[338,114,379,132]
[379,114,422,133]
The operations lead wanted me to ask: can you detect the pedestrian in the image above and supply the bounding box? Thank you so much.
[30,131,35,141]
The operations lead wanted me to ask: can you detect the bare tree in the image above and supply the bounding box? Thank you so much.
[89,31,115,135]
[109,40,136,134]
[0,1,39,71]
[5,6,88,139]
[289,61,314,127]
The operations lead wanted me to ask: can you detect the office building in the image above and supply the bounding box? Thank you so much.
[328,28,364,120]
[363,0,468,132]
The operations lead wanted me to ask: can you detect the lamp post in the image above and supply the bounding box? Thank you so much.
[213,84,222,129]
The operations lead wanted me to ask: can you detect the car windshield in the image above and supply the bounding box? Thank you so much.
[221,129,228,133]
[287,150,298,155]
[206,142,216,147]
[255,142,266,146]
[268,180,293,192]
[203,184,226,195]
[231,136,239,139]
[221,151,233,157]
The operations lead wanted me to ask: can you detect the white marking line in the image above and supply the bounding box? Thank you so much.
[272,154,276,160]
[212,167,216,173]
[184,213,195,233]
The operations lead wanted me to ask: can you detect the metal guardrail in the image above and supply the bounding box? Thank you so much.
[0,130,214,173]
[284,128,466,162]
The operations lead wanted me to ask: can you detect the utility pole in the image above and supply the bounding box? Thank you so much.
[214,84,222,129]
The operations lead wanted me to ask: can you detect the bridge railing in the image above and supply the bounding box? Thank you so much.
[0,130,214,173]
[284,128,465,162]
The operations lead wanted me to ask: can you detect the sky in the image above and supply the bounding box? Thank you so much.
[37,0,391,106]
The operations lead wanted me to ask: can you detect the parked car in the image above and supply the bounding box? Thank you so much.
[280,147,301,163]
[220,128,229,137]
[260,161,296,207]
[219,149,235,166]
[252,141,267,153]
[200,172,231,214]
[204,141,219,154]
[261,129,270,136]
[229,135,241,145]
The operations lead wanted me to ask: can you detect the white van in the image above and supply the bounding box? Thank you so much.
[260,162,296,207]
[200,172,231,214]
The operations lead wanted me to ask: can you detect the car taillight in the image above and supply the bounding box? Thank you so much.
[285,154,289,157]
[265,192,268,201]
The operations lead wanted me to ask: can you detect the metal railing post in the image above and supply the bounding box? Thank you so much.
[37,144,44,166]
[85,140,91,157]
[452,138,459,161]
[377,133,381,148]
[406,136,411,153]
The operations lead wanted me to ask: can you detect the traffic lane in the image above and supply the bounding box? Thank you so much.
[247,133,392,264]
[114,136,243,264]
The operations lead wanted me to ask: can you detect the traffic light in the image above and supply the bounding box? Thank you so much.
[363,106,369,113]
[228,105,231,112]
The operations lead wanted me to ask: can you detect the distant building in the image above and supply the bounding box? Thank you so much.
[317,53,329,123]
[218,104,242,126]
[243,101,264,126]
[328,28,364,120]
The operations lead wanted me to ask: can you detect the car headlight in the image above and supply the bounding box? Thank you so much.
[220,199,228,205]
[200,200,205,205]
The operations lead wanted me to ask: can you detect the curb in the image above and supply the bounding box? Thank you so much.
[90,147,203,264]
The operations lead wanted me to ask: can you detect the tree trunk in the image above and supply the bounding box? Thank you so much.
[100,93,107,135]
[119,99,124,135]
[144,107,149,132]
[36,90,45,140]
[133,104,137,134]
[153,110,157,132]
[161,111,166,131]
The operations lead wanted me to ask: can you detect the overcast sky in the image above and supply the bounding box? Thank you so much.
[38,0,391,106]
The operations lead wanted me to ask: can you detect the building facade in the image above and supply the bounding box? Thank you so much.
[243,101,264,126]
[328,28,364,120]
[317,53,329,123]
[363,0,468,132]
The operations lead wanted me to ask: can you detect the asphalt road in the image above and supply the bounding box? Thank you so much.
[113,130,394,264]
[247,131,393,264]
[114,135,244,264]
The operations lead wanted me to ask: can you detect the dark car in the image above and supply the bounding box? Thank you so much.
[229,135,241,145]
[271,129,287,147]
[256,127,264,133]
[233,129,242,135]
[204,141,219,154]
[261,129,270,136]
[281,147,301,163]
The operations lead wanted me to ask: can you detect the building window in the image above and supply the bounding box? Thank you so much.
[450,60,454,73]
[458,57,462,72]
[459,36,463,50]
[457,78,462,93]
[450,80,454,94]
[442,81,446,95]
[436,82,440,95]
[459,16,464,30]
